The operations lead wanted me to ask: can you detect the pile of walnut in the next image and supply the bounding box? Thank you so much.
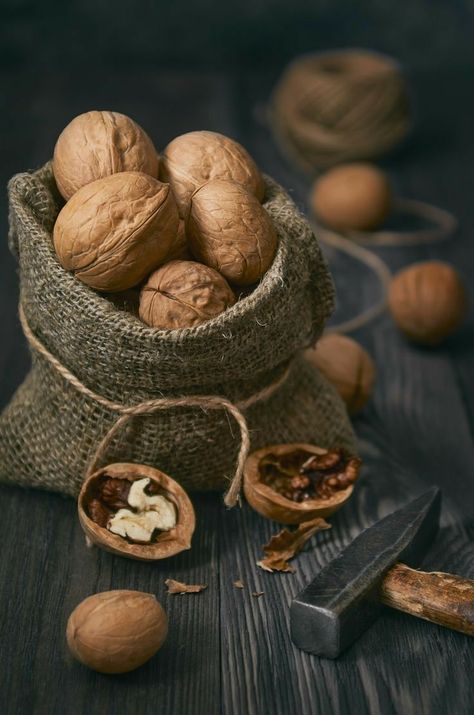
[52,111,277,329]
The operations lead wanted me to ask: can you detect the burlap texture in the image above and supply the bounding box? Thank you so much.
[0,162,356,497]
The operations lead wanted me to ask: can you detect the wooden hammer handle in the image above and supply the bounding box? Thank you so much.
[380,563,474,636]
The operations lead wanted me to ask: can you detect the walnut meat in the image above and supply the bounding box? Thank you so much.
[139,260,235,329]
[78,463,196,561]
[244,443,361,525]
[53,110,159,200]
[53,172,179,292]
[66,590,168,674]
[186,179,278,286]
[160,130,265,216]
[389,261,467,345]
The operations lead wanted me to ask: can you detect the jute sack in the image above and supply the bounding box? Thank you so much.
[0,162,356,504]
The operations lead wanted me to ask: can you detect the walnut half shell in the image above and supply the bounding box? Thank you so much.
[244,443,360,525]
[78,463,196,561]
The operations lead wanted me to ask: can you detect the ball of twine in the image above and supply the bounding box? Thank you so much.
[271,49,411,173]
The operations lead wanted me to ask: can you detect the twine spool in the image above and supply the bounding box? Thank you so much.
[271,49,411,172]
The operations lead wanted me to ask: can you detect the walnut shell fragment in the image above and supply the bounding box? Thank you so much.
[53,172,179,292]
[186,179,278,286]
[78,463,196,561]
[164,579,208,594]
[53,110,159,200]
[139,260,236,329]
[160,130,265,216]
[257,516,331,572]
[66,590,167,674]
[244,443,361,525]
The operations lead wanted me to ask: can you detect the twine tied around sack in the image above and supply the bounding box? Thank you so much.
[18,304,291,507]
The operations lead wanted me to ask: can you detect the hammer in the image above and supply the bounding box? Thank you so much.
[290,488,474,658]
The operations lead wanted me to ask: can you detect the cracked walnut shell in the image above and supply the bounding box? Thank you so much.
[186,179,278,286]
[244,443,360,524]
[53,172,179,292]
[78,463,196,561]
[67,590,168,673]
[53,110,159,200]
[160,130,265,217]
[139,260,235,329]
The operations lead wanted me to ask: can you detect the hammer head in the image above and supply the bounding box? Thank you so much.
[290,487,441,658]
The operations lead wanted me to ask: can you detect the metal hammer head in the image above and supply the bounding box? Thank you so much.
[290,488,441,658]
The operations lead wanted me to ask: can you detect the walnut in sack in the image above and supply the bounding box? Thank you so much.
[53,110,159,200]
[186,179,278,286]
[53,172,179,292]
[139,260,235,329]
[160,130,265,216]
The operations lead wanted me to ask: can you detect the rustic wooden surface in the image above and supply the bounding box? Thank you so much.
[1,66,474,715]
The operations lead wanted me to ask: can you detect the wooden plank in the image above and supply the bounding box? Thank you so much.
[215,69,474,715]
[1,66,474,715]
[0,488,221,715]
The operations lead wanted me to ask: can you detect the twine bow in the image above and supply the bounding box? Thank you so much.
[18,304,290,507]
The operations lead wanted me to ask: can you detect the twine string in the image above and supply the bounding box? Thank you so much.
[313,198,458,334]
[18,304,290,507]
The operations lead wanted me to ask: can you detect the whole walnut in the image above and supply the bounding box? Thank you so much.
[66,590,168,674]
[389,261,467,345]
[53,110,159,200]
[305,333,376,414]
[186,179,278,286]
[139,260,235,329]
[160,130,265,216]
[311,163,392,232]
[53,172,179,292]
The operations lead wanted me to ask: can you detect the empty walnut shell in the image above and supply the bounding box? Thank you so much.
[53,110,159,200]
[186,179,278,286]
[78,463,196,561]
[160,130,264,217]
[244,443,359,525]
[53,172,179,292]
[139,260,235,329]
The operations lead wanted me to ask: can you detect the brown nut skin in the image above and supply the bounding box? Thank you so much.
[53,110,159,200]
[388,261,468,346]
[244,444,355,525]
[53,172,180,292]
[78,463,196,561]
[160,130,265,217]
[186,179,278,286]
[139,260,235,329]
[66,590,168,674]
[305,334,376,414]
[311,163,392,232]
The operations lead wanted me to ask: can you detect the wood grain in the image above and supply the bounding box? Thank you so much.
[0,66,473,715]
[380,563,474,636]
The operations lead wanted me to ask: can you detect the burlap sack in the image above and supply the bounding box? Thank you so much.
[0,162,356,500]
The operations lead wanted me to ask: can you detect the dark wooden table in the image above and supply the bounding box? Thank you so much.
[1,66,473,715]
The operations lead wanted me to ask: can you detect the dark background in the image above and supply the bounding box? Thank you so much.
[1,2,474,714]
